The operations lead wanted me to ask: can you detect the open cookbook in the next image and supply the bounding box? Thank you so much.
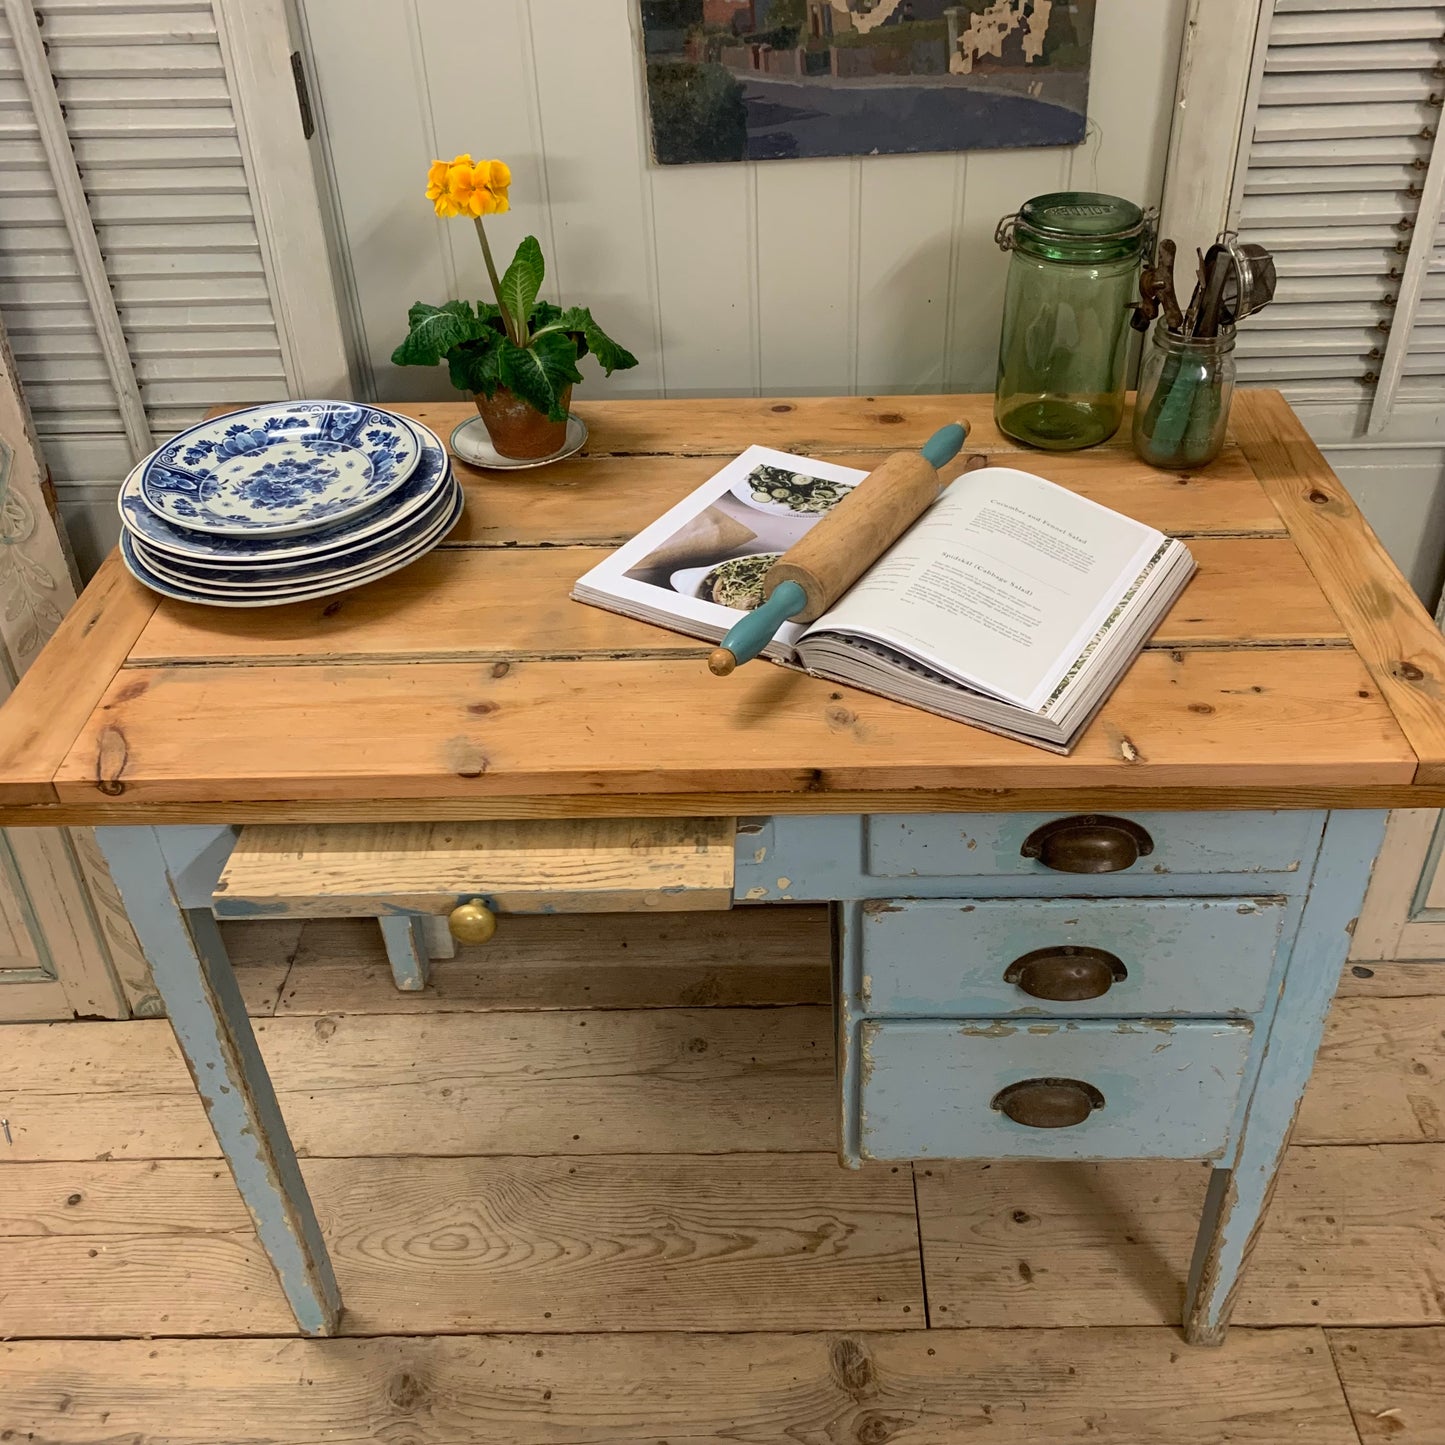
[572,446,1196,752]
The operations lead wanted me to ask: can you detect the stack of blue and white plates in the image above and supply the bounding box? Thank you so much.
[117,400,461,608]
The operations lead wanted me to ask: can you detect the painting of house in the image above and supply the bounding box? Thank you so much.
[641,0,1094,163]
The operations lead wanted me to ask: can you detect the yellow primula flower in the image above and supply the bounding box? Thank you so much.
[426,155,470,218]
[447,156,511,218]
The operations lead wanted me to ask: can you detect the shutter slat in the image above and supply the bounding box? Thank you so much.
[1260,69,1442,104]
[1266,39,1445,71]
[36,9,216,43]
[1245,163,1425,193]
[43,43,226,79]
[1274,248,1405,275]
[1253,136,1434,166]
[1254,99,1439,140]
[1271,11,1445,44]
[56,74,232,105]
[1241,190,1421,224]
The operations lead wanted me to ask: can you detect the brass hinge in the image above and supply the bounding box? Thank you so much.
[291,50,315,141]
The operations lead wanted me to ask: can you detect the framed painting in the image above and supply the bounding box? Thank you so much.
[641,0,1096,163]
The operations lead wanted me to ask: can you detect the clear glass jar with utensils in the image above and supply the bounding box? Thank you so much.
[993,192,1153,451]
[1132,324,1237,470]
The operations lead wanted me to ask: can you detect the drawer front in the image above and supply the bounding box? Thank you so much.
[733,813,1324,902]
[855,896,1288,1017]
[855,1018,1252,1162]
[864,811,1322,884]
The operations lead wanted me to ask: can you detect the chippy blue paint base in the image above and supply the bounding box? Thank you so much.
[379,914,431,992]
[93,805,1383,1347]
[734,813,1325,902]
[1183,808,1387,1344]
[96,825,341,1336]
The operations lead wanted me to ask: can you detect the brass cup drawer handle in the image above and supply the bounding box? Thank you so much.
[1003,945,1127,1002]
[992,1078,1106,1129]
[1020,815,1154,874]
[448,898,497,944]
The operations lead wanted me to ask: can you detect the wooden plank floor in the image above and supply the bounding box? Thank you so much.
[2,910,1443,1443]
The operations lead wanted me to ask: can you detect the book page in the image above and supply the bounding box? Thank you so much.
[804,466,1164,710]
[571,446,867,655]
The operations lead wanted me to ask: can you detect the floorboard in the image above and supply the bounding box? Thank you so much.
[915,1145,1445,1328]
[1298,997,1445,1143]
[1329,1328,1445,1443]
[0,1328,1360,1445]
[0,1006,833,1160]
[0,1155,922,1337]
[1337,961,1445,998]
[277,909,832,1013]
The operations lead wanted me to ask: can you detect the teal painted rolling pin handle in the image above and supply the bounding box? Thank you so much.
[708,421,968,676]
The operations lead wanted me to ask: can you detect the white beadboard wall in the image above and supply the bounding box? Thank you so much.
[297,0,1188,403]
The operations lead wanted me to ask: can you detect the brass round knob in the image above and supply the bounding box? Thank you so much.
[1021,815,1154,874]
[992,1078,1105,1130]
[1003,946,1127,1002]
[448,899,497,945]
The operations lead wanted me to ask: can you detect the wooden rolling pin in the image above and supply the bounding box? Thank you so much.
[708,421,968,676]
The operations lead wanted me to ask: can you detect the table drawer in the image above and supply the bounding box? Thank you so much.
[865,811,1322,885]
[853,1018,1252,1162]
[854,896,1288,1017]
[214,818,737,918]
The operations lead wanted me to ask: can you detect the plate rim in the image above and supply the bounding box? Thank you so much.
[119,418,452,564]
[134,482,462,592]
[138,400,423,538]
[121,484,464,607]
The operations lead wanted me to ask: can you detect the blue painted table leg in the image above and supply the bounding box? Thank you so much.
[1182,808,1387,1345]
[378,914,431,991]
[96,825,342,1336]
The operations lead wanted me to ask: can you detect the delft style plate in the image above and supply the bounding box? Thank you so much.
[119,420,451,563]
[144,472,459,581]
[139,401,422,536]
[137,480,462,591]
[449,413,587,470]
[120,482,465,607]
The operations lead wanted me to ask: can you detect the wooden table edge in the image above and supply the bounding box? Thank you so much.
[3,783,1444,827]
[1233,389,1441,785]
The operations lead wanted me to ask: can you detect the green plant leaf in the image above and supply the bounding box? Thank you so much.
[498,236,546,340]
[579,312,638,375]
[447,330,504,397]
[498,331,583,422]
[532,305,638,374]
[391,299,479,368]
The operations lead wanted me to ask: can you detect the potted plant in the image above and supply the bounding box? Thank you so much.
[391,155,638,460]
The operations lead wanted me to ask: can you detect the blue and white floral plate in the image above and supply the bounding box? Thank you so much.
[139,401,423,537]
[141,471,459,582]
[119,421,451,564]
[120,482,465,608]
[136,480,462,591]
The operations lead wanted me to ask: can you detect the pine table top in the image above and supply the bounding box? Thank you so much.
[2,389,1443,824]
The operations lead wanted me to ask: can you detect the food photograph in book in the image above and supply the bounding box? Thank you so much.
[573,446,868,653]
[623,461,853,609]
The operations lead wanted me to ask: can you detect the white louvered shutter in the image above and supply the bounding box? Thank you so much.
[1231,0,1445,425]
[0,0,348,570]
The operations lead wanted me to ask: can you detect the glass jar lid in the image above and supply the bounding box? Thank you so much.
[997,192,1150,264]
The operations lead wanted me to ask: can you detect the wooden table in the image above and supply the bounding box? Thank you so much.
[2,390,1443,1344]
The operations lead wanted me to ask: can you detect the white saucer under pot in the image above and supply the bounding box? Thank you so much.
[449,412,587,470]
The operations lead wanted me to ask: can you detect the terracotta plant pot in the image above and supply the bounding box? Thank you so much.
[473,385,571,460]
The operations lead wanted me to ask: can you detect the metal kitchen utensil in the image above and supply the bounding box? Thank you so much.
[1217,233,1276,325]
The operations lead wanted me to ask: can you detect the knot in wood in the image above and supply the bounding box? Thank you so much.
[829,1337,877,1398]
[1397,661,1426,682]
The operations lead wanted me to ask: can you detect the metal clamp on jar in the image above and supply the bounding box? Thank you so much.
[993,192,1154,451]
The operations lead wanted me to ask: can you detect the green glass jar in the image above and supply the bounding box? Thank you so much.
[994,192,1151,451]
